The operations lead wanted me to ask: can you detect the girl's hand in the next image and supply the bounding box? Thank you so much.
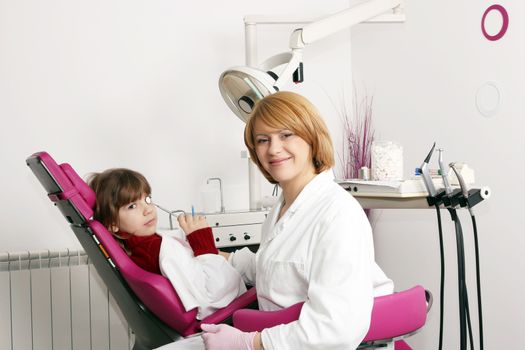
[178,213,208,235]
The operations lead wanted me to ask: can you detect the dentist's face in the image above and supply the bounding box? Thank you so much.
[115,194,157,237]
[253,119,315,188]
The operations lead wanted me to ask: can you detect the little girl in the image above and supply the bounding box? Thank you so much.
[88,168,246,319]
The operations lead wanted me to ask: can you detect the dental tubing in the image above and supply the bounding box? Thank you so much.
[420,143,487,350]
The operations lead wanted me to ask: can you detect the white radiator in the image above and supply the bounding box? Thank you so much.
[0,250,133,350]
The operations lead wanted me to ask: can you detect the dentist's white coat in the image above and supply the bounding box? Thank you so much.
[229,171,393,350]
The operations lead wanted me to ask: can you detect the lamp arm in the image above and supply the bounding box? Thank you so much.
[289,0,402,48]
[259,52,293,72]
[273,49,303,90]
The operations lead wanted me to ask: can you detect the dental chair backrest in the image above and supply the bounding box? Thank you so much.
[26,152,256,349]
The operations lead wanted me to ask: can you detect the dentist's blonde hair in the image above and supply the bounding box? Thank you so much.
[244,91,334,184]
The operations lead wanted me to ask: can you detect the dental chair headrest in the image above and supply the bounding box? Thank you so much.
[59,163,96,209]
[29,152,95,223]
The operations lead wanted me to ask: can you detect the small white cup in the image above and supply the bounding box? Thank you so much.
[200,185,221,213]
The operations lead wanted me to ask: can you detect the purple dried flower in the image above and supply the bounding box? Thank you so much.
[339,90,375,179]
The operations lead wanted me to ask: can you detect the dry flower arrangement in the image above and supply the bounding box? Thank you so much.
[339,90,375,180]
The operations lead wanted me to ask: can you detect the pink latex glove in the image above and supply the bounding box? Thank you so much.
[201,323,257,350]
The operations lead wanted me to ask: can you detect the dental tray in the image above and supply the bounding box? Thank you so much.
[336,178,445,197]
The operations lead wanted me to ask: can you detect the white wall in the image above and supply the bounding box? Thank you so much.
[352,1,525,349]
[1,0,351,251]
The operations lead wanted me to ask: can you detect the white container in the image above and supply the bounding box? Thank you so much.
[200,184,221,213]
[371,141,403,181]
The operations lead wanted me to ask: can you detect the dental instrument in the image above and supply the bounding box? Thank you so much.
[437,149,453,196]
[449,163,470,210]
[420,142,439,199]
[153,202,185,230]
[437,149,463,208]
[191,205,195,217]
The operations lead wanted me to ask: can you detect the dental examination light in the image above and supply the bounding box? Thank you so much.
[219,51,302,123]
[219,0,403,122]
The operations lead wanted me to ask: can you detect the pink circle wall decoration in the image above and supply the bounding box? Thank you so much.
[481,4,509,41]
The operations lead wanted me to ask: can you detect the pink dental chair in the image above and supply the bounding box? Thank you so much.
[27,151,258,349]
[27,151,431,350]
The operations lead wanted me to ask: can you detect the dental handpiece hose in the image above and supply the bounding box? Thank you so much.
[421,144,481,349]
[471,215,484,350]
[435,202,474,350]
[423,145,478,350]
[423,144,445,350]
[448,208,472,350]
[450,163,484,350]
[434,204,445,350]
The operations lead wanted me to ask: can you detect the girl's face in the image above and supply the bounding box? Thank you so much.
[253,119,315,189]
[114,194,157,237]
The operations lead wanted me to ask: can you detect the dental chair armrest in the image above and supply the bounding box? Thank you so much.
[363,285,428,342]
[233,285,429,342]
[200,287,258,326]
[233,301,304,332]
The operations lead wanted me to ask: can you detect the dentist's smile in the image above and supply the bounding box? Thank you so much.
[269,157,291,166]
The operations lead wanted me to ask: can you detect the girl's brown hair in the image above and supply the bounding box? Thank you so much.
[244,91,335,184]
[87,168,151,239]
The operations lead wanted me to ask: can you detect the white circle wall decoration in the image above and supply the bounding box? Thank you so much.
[481,4,509,41]
[475,81,501,118]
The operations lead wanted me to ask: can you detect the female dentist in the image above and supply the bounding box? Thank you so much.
[201,91,393,350]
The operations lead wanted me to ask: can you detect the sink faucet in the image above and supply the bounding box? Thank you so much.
[207,177,225,213]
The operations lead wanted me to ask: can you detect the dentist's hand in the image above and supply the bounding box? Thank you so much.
[201,324,256,350]
[178,214,208,235]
